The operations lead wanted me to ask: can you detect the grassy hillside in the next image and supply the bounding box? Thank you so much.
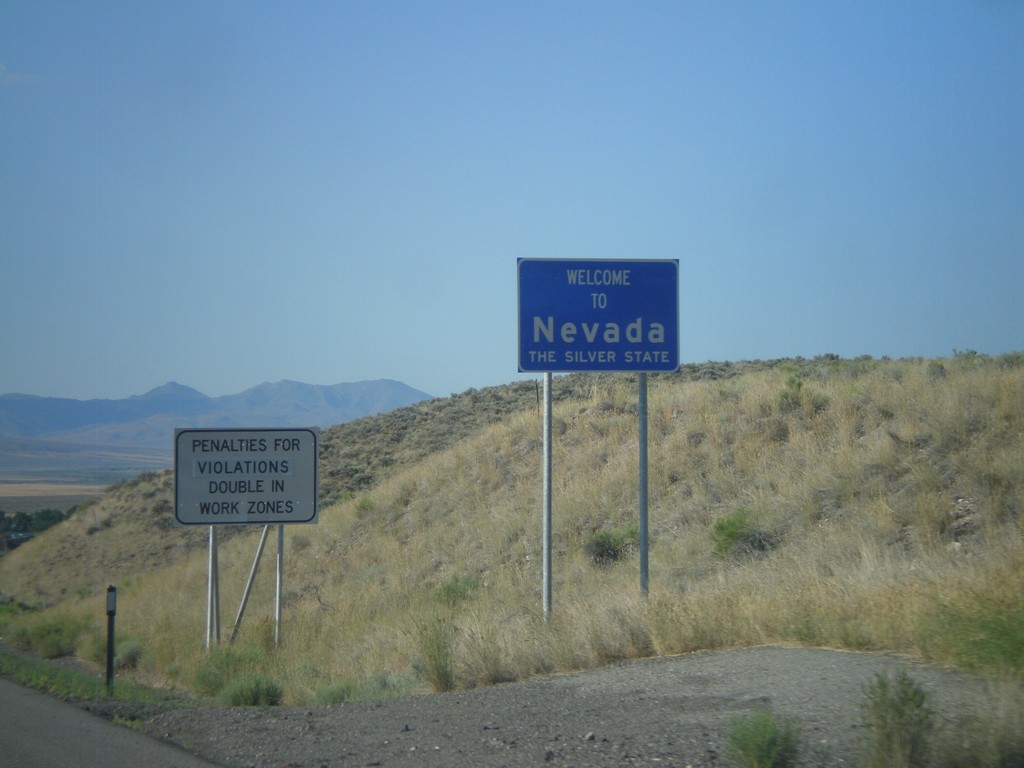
[0,360,788,603]
[2,354,1021,704]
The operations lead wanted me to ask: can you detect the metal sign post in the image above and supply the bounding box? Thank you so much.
[638,373,649,595]
[206,526,220,649]
[230,525,271,643]
[542,372,553,621]
[519,259,678,609]
[275,524,284,648]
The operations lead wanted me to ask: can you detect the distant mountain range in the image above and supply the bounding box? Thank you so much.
[0,380,433,484]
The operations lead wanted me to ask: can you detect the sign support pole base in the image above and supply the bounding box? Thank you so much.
[230,524,271,643]
[542,372,552,622]
[275,524,284,648]
[639,373,649,596]
[206,526,220,650]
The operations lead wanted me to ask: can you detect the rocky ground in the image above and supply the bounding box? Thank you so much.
[142,646,994,768]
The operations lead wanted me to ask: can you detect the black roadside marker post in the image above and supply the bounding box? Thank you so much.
[105,585,116,693]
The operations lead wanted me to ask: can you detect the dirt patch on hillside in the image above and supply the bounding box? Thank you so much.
[144,646,995,768]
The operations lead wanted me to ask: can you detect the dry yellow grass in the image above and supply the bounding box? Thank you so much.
[2,355,1021,703]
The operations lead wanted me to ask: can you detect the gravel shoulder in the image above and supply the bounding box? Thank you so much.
[144,646,993,768]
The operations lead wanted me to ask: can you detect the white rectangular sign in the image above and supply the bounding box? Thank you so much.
[174,428,318,526]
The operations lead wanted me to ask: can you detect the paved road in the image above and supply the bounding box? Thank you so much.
[0,677,222,768]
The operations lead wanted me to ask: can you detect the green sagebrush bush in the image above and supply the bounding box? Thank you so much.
[726,706,801,768]
[314,680,358,705]
[193,645,269,698]
[585,526,638,566]
[437,574,480,608]
[712,509,777,560]
[861,670,933,768]
[218,675,282,706]
[414,612,456,692]
[11,614,90,659]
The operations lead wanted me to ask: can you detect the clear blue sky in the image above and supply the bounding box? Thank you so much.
[2,1,1021,400]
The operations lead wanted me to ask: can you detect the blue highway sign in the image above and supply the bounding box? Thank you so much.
[518,259,679,372]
